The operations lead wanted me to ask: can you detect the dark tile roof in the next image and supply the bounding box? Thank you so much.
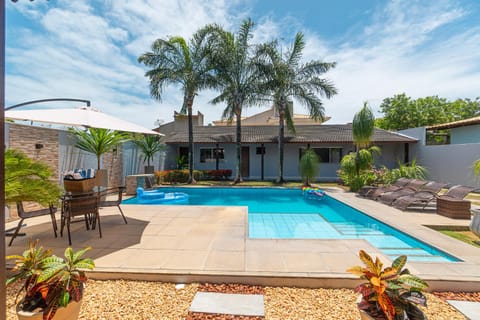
[159,124,417,144]
[427,116,480,130]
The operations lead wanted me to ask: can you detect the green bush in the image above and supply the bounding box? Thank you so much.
[155,170,203,183]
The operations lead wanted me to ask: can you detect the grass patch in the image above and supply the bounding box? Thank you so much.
[428,225,480,248]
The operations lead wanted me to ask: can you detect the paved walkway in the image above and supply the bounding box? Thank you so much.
[5,188,480,291]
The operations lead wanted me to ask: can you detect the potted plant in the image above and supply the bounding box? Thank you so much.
[133,134,164,174]
[6,240,95,320]
[70,127,130,186]
[347,250,428,320]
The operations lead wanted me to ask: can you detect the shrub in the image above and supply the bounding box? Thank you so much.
[204,169,232,180]
[155,170,203,184]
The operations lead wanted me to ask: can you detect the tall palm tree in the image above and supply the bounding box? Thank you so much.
[256,33,337,183]
[205,19,261,183]
[138,29,213,184]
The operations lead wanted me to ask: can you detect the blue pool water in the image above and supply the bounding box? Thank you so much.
[123,187,459,262]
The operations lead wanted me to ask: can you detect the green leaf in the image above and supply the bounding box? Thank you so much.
[59,291,70,307]
[75,260,95,270]
[398,274,429,290]
[391,255,407,271]
[71,247,91,263]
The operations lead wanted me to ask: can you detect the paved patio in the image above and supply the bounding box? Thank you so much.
[5,188,480,291]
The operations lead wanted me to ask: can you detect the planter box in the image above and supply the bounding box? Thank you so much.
[17,300,81,320]
[437,196,471,219]
[63,178,97,193]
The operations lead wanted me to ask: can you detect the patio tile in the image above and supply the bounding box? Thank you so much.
[162,250,208,269]
[245,251,287,272]
[204,251,245,271]
[211,237,245,251]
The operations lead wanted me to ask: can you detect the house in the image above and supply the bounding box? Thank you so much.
[159,111,417,181]
[400,116,480,187]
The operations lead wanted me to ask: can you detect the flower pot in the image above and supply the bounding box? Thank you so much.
[470,208,480,238]
[144,165,154,174]
[359,309,376,320]
[358,309,387,320]
[16,300,82,320]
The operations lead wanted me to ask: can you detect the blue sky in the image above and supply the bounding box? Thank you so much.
[5,0,480,129]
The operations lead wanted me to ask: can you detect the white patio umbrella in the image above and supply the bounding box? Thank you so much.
[5,106,163,135]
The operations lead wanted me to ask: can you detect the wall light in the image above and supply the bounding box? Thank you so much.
[35,143,43,150]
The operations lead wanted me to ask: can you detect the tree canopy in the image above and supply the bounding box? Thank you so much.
[375,93,480,130]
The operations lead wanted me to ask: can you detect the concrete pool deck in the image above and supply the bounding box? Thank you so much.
[5,188,480,291]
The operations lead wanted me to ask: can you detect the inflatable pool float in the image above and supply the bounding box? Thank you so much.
[302,186,326,199]
[136,187,189,204]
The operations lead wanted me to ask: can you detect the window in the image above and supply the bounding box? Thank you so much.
[299,147,343,163]
[256,147,266,155]
[200,148,225,163]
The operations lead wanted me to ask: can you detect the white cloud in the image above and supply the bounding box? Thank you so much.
[5,0,480,129]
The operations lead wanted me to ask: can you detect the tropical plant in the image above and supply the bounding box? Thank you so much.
[5,148,62,206]
[338,147,381,191]
[353,102,375,150]
[256,32,337,183]
[386,160,427,183]
[6,240,95,320]
[205,18,262,183]
[132,134,164,169]
[347,250,428,320]
[138,27,214,183]
[176,155,188,169]
[299,148,319,186]
[70,127,130,170]
[473,159,480,177]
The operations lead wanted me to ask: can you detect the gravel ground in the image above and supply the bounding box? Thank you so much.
[5,280,471,320]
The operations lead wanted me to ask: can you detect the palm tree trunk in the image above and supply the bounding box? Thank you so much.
[277,110,285,184]
[186,96,196,184]
[234,110,243,184]
[97,156,101,170]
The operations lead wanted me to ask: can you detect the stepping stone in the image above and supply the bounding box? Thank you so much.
[447,300,480,320]
[190,292,264,316]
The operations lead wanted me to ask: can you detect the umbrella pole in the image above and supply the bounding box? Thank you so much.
[1,1,7,319]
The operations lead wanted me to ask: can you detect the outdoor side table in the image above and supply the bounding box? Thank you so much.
[436,196,471,219]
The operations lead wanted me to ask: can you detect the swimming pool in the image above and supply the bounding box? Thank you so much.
[123,187,459,262]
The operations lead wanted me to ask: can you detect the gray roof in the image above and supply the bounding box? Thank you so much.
[159,124,417,144]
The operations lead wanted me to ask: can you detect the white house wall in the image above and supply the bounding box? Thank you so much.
[400,127,480,187]
[165,142,406,182]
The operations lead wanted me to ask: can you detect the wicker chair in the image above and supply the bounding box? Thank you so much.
[61,193,101,245]
[435,185,476,219]
[99,186,128,224]
[8,202,58,246]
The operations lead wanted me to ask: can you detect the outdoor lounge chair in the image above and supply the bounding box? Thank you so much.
[392,181,449,211]
[360,177,412,199]
[377,179,428,205]
[8,202,58,246]
[99,186,128,224]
